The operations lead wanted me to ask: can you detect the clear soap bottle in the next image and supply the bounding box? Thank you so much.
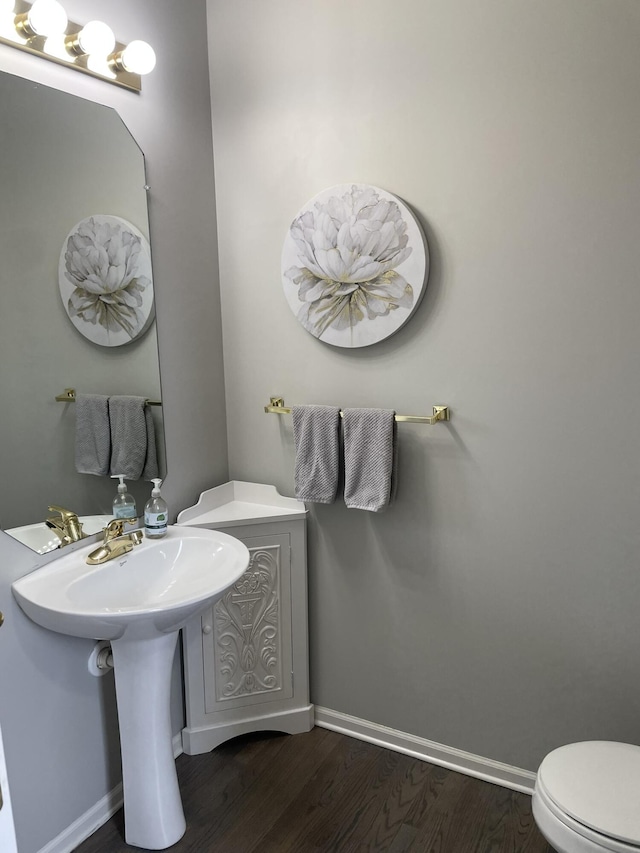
[112,475,137,519]
[144,478,168,538]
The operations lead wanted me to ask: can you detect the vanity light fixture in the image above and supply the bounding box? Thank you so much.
[0,0,156,92]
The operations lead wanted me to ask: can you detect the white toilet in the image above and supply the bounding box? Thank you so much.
[532,741,640,852]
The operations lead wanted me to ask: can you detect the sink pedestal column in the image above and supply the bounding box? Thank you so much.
[111,632,186,850]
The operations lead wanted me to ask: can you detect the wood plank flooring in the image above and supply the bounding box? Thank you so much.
[74,728,553,853]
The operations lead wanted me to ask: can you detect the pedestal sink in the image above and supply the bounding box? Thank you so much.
[12,526,250,850]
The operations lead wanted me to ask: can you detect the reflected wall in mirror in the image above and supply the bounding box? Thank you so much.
[0,70,165,550]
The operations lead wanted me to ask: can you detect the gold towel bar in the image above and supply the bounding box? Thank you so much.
[264,397,450,425]
[55,388,162,406]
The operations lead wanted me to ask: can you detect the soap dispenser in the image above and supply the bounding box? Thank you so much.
[144,478,168,538]
[111,475,137,519]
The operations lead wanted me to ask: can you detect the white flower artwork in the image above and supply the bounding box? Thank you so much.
[58,215,154,347]
[282,184,428,348]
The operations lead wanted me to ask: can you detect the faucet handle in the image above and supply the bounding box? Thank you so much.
[47,505,78,520]
[103,517,138,541]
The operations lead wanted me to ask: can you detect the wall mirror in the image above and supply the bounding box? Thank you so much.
[0,70,165,552]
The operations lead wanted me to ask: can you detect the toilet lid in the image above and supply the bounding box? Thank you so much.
[538,741,640,846]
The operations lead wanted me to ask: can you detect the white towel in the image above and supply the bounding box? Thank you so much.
[343,408,397,512]
[292,405,341,504]
[109,396,159,481]
[75,394,111,476]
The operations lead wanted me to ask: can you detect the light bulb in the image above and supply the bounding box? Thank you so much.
[0,0,15,14]
[120,39,156,75]
[27,0,67,37]
[76,20,115,56]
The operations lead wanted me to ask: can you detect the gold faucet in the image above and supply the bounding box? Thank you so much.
[46,505,86,547]
[86,518,143,565]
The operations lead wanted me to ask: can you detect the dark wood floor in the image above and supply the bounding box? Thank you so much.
[74,728,553,853]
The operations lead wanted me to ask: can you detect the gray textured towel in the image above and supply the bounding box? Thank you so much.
[75,394,111,476]
[109,396,159,481]
[343,408,397,512]
[292,405,341,504]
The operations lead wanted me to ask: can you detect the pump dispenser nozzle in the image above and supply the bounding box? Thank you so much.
[113,475,127,493]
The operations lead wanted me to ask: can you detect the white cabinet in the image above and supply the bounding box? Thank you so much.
[177,482,314,754]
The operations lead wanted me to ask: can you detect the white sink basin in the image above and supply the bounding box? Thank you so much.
[12,525,250,850]
[5,514,112,554]
[12,526,250,640]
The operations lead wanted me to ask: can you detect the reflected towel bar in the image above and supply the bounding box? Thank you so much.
[55,388,162,406]
[264,397,450,425]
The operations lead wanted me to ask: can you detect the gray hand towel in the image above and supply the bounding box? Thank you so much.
[109,396,159,481]
[292,405,341,504]
[141,406,159,481]
[75,394,111,476]
[343,408,397,512]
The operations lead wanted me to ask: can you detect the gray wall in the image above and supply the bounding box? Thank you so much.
[208,0,640,772]
[0,1,227,850]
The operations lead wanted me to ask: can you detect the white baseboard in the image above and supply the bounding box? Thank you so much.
[37,734,184,853]
[314,706,536,795]
[39,712,535,853]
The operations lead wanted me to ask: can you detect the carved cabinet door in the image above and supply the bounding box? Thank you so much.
[202,533,294,714]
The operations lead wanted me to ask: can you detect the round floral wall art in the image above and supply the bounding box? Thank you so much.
[58,215,154,347]
[282,184,428,348]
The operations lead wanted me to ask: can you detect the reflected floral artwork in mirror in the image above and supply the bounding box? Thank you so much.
[281,184,428,348]
[58,214,154,347]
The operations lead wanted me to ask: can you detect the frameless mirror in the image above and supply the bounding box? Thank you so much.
[0,70,165,552]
